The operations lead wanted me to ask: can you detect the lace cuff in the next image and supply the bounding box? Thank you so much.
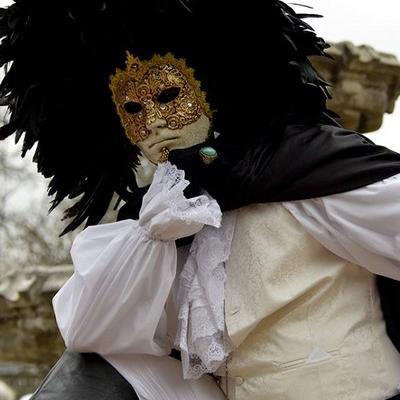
[139,162,222,241]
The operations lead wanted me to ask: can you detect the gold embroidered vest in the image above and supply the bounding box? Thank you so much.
[218,203,400,400]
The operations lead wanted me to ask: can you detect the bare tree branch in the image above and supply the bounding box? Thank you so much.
[0,139,74,272]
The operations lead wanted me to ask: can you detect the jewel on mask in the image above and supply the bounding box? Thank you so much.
[110,52,212,145]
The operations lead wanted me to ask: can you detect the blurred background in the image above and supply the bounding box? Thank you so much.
[1,0,400,398]
[307,0,400,151]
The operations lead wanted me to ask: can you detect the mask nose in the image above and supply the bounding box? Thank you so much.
[143,99,165,131]
[146,117,167,132]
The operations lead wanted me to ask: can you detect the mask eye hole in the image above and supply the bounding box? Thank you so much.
[157,87,181,104]
[124,101,143,114]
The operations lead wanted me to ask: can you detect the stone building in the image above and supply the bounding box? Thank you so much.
[1,41,400,397]
[312,41,400,133]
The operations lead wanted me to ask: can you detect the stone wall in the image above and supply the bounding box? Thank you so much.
[312,41,400,133]
[0,266,71,396]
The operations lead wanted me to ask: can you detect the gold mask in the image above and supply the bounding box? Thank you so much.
[110,52,212,144]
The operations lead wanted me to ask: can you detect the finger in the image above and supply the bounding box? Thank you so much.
[135,141,150,154]
[137,135,156,148]
[147,130,180,148]
[152,138,178,153]
[149,137,179,152]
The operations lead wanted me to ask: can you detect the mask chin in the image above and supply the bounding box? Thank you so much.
[168,113,211,150]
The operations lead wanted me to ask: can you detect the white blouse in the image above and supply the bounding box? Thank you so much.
[284,172,400,281]
[53,163,226,400]
[53,166,400,400]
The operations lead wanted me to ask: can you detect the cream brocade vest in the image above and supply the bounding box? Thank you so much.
[219,203,400,400]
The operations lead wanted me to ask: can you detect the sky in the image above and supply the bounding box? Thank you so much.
[0,0,400,151]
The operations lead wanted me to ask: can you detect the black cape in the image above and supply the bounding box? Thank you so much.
[33,122,400,400]
[169,122,400,209]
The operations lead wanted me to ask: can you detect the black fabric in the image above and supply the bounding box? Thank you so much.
[377,275,400,354]
[120,123,400,218]
[117,186,149,221]
[30,352,138,400]
[170,123,400,211]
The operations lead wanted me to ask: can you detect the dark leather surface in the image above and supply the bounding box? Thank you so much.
[29,350,400,399]
[31,352,138,400]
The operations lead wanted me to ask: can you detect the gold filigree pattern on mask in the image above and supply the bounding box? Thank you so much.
[110,52,212,144]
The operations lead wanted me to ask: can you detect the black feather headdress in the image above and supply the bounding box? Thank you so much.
[0,0,331,234]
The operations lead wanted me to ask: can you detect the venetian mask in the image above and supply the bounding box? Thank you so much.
[110,52,212,149]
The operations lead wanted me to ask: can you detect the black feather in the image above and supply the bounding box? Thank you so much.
[296,14,323,19]
[288,3,313,9]
[0,0,332,234]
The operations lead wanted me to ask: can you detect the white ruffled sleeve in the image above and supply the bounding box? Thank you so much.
[283,173,400,281]
[53,162,222,356]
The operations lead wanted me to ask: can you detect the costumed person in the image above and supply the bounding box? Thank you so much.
[2,1,400,399]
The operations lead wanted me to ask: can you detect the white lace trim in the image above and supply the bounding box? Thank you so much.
[141,162,221,231]
[140,161,234,378]
[175,211,237,379]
